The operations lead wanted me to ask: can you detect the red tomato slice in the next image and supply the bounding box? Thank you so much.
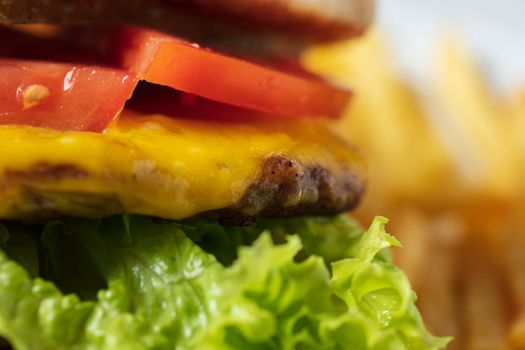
[0,59,136,131]
[111,27,351,118]
[0,26,350,132]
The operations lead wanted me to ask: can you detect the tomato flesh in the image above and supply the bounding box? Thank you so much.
[0,25,351,132]
[112,27,351,119]
[0,59,136,132]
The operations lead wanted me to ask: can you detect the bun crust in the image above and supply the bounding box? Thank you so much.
[0,0,374,44]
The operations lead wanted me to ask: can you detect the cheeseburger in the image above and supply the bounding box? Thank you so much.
[0,1,448,349]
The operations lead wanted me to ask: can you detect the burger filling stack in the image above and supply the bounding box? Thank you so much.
[0,1,448,349]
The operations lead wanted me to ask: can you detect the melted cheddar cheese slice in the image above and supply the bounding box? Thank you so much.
[0,112,365,220]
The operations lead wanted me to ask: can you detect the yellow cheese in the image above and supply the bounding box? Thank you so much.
[0,111,364,219]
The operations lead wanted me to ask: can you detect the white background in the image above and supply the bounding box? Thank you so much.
[377,0,525,92]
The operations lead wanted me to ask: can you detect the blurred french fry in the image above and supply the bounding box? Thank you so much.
[390,207,431,290]
[431,38,521,198]
[511,317,525,350]
[505,90,525,153]
[463,241,510,350]
[415,213,465,348]
[504,90,525,198]
[501,221,525,349]
[503,227,525,306]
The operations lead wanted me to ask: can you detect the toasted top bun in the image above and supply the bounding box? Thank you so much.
[176,0,375,42]
[0,0,374,56]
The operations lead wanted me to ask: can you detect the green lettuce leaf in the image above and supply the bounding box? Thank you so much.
[0,215,449,349]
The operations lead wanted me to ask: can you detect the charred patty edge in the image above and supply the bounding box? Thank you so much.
[200,156,365,225]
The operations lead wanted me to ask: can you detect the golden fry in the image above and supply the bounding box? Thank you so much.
[432,38,522,198]
[462,243,510,350]
[415,213,464,347]
[501,223,525,348]
[510,315,525,350]
[390,207,431,290]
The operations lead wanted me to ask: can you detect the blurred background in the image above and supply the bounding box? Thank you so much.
[304,1,525,349]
